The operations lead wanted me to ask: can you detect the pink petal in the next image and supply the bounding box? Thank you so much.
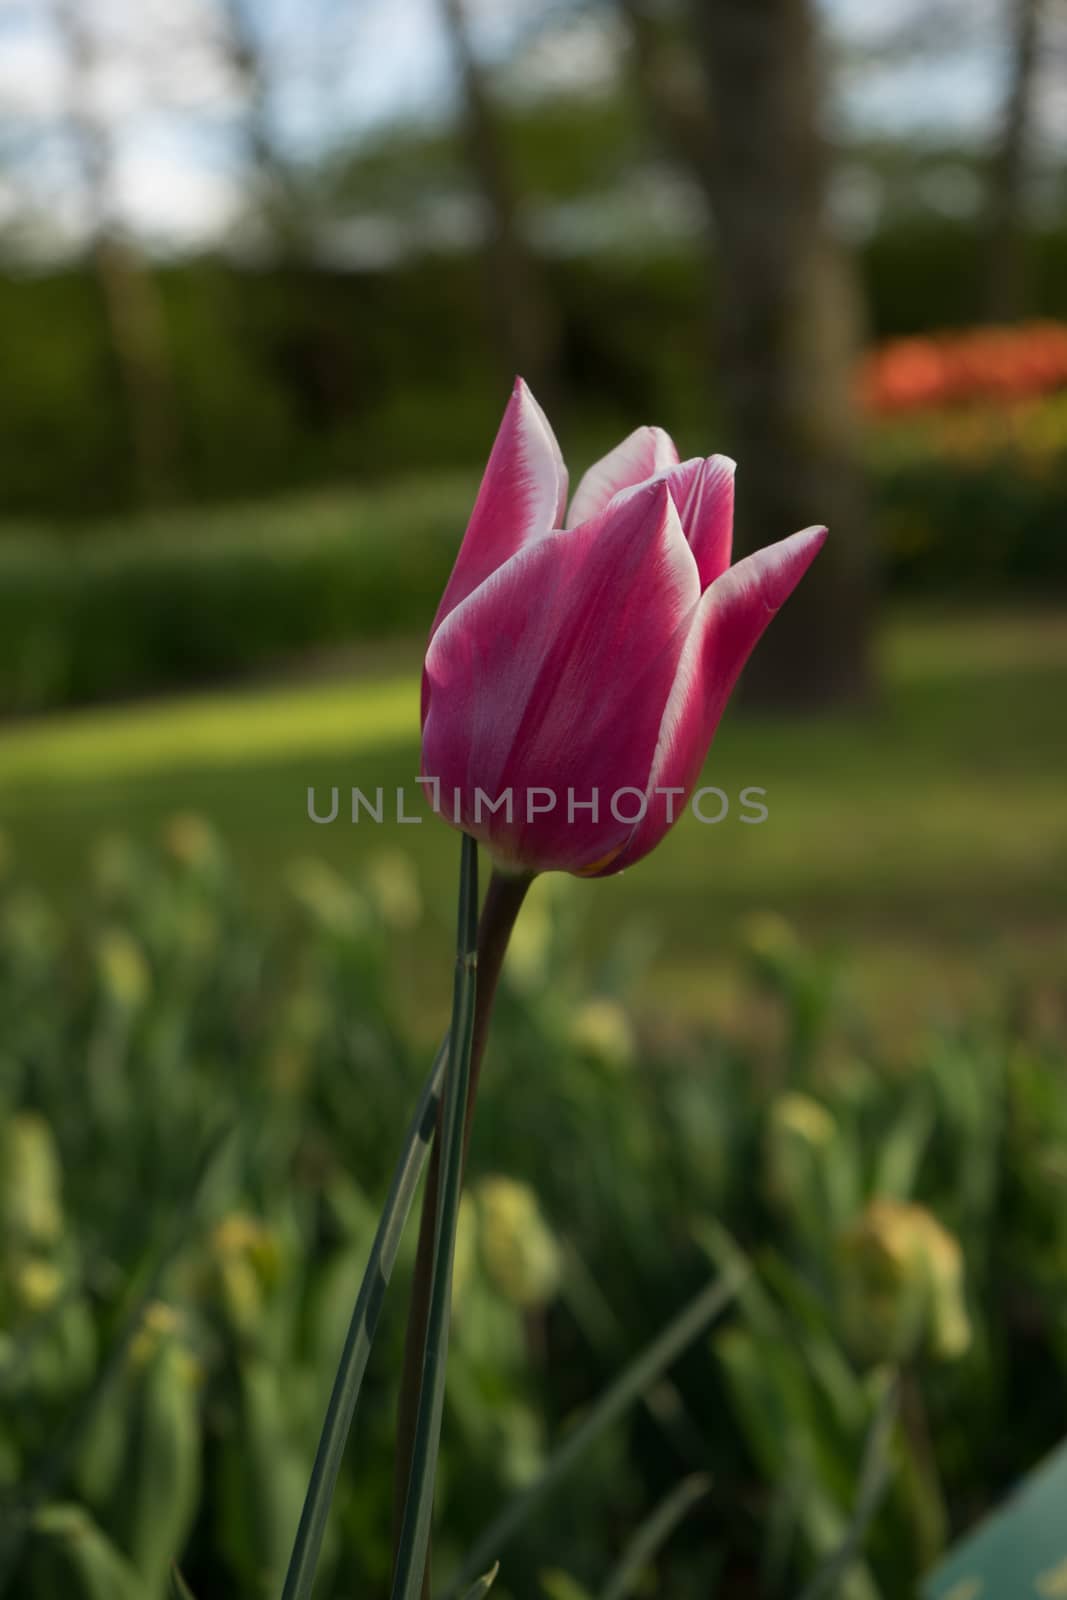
[565,426,679,530]
[430,378,568,637]
[591,525,828,875]
[659,455,736,588]
[421,479,700,874]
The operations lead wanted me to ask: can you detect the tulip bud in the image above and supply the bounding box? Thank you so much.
[1,1112,64,1249]
[476,1176,561,1310]
[163,810,223,875]
[568,998,636,1071]
[95,926,151,1012]
[12,1257,63,1315]
[112,1314,201,1600]
[838,1199,971,1364]
[765,1091,835,1195]
[206,1213,284,1338]
[128,1299,182,1369]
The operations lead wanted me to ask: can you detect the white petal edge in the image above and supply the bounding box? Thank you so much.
[565,425,679,530]
[514,377,569,533]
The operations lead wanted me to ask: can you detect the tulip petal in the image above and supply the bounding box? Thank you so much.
[422,479,700,873]
[431,378,568,636]
[593,524,828,875]
[659,455,736,588]
[565,426,679,530]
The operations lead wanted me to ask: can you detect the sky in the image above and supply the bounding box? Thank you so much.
[0,0,1061,254]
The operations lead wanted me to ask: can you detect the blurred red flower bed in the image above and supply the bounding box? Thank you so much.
[860,322,1067,414]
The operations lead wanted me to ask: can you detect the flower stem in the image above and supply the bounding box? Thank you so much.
[391,863,533,1598]
[277,1038,447,1600]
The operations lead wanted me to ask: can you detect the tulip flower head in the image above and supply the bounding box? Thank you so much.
[421,379,826,877]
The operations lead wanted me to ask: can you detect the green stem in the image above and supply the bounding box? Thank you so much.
[391,861,533,1598]
[898,1365,948,1564]
[278,1038,448,1600]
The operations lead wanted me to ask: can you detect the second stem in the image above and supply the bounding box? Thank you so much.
[391,863,534,1597]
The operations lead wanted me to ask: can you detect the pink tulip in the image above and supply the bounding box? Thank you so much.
[421,378,826,877]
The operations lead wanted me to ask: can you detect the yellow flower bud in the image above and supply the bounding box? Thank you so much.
[207,1213,283,1335]
[13,1257,63,1314]
[838,1199,971,1364]
[765,1092,837,1212]
[739,911,800,967]
[129,1300,182,1368]
[162,812,223,874]
[1,1112,64,1247]
[96,927,151,1010]
[568,998,636,1071]
[772,1091,836,1148]
[476,1176,560,1310]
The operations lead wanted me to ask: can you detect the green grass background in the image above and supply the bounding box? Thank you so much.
[2,604,1063,1030]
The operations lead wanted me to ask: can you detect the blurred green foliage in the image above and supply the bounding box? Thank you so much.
[4,220,1067,520]
[1,825,1066,1597]
[0,476,474,715]
[3,408,1067,715]
[876,393,1067,592]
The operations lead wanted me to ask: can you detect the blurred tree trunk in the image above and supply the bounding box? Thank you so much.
[53,0,178,506]
[617,0,717,196]
[89,238,179,505]
[985,0,1043,321]
[688,0,874,708]
[437,0,560,401]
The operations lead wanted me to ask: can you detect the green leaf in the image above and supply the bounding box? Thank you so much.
[25,1504,149,1600]
[459,1561,499,1599]
[391,833,480,1600]
[598,1473,711,1600]
[795,1369,899,1600]
[278,1034,448,1600]
[118,1341,201,1599]
[693,1216,781,1338]
[873,1093,935,1201]
[170,1566,197,1600]
[224,1357,307,1590]
[443,1260,746,1598]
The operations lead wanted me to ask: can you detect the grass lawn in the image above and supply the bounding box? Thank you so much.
[1,606,1064,1033]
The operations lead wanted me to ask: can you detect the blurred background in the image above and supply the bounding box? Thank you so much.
[0,0,1066,1596]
